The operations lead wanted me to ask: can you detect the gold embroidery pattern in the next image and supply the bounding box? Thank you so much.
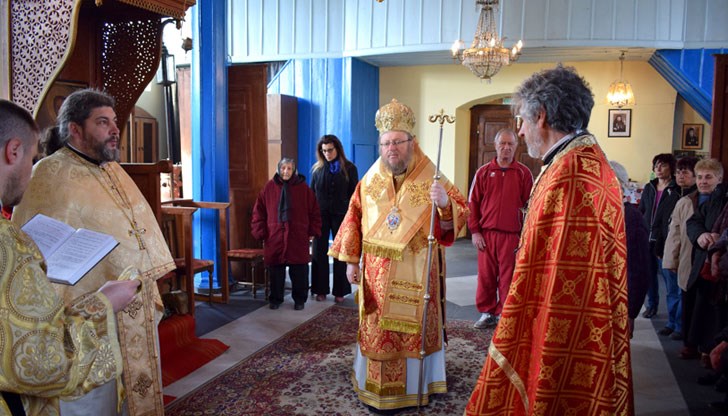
[132,373,153,397]
[495,316,516,340]
[581,157,601,176]
[615,302,629,330]
[602,203,617,228]
[594,278,609,304]
[566,230,591,257]
[537,228,561,260]
[387,293,421,306]
[128,333,144,360]
[390,279,423,291]
[366,174,387,201]
[553,271,586,305]
[537,358,564,387]
[608,251,626,281]
[577,318,609,354]
[487,386,505,408]
[123,298,143,319]
[405,181,431,207]
[570,362,597,387]
[561,402,589,416]
[17,332,64,383]
[407,228,429,254]
[89,343,116,381]
[617,351,629,378]
[572,182,598,216]
[545,317,571,344]
[533,401,549,416]
[542,187,564,215]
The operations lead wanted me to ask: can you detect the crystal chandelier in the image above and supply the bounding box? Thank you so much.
[607,51,635,108]
[451,0,523,82]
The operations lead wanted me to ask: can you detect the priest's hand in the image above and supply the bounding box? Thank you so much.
[98,280,141,313]
[347,263,361,284]
[430,181,449,209]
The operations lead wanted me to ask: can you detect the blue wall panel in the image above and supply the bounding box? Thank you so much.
[268,57,379,182]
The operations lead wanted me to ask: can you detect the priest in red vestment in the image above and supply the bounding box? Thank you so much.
[465,65,633,416]
[329,99,468,412]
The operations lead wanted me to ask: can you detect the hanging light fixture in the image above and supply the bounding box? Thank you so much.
[451,0,523,82]
[607,51,635,108]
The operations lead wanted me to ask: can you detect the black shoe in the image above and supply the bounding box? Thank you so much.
[657,327,674,336]
[294,303,305,310]
[670,331,684,340]
[643,307,657,319]
[269,303,280,310]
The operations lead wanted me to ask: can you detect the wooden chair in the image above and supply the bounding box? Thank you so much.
[161,199,231,303]
[227,248,268,299]
[121,160,172,225]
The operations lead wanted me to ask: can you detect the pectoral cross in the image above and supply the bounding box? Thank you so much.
[128,220,147,250]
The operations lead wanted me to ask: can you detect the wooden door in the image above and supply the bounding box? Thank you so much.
[468,104,542,190]
[227,64,269,251]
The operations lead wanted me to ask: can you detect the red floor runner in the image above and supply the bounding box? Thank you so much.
[159,314,229,386]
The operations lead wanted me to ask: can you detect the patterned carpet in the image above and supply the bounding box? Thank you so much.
[165,305,493,415]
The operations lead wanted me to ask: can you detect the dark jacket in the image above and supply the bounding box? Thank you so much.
[310,161,358,216]
[638,178,689,257]
[251,173,322,266]
[625,202,652,319]
[686,184,727,289]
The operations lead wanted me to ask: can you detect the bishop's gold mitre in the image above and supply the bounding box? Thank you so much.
[375,98,415,136]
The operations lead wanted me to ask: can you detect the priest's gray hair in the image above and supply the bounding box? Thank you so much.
[513,64,594,134]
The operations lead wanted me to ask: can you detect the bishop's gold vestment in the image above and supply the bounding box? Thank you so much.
[329,143,468,409]
[465,134,633,416]
[0,218,122,416]
[13,147,175,416]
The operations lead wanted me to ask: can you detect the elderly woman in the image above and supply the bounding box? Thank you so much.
[684,159,726,361]
[252,158,321,310]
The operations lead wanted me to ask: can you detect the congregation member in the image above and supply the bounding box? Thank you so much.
[467,128,532,329]
[662,156,699,341]
[310,134,358,303]
[611,161,651,339]
[328,99,468,413]
[639,153,680,321]
[252,158,321,311]
[13,89,175,416]
[465,65,632,415]
[684,159,727,364]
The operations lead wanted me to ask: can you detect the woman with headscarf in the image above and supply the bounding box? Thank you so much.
[252,158,321,310]
[310,135,358,303]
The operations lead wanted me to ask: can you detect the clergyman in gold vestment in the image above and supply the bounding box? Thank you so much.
[329,99,468,412]
[13,90,174,416]
[465,66,633,416]
[0,99,141,415]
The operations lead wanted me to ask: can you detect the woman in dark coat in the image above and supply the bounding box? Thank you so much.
[309,135,358,303]
[252,158,321,310]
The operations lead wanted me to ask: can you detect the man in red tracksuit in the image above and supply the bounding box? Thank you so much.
[468,129,533,328]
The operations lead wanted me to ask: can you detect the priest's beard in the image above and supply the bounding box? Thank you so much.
[526,135,544,159]
[93,137,120,162]
[381,142,413,175]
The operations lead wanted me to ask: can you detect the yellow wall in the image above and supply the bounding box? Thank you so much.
[380,60,679,193]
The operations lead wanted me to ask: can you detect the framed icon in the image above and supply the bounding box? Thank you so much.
[35,80,88,130]
[681,123,703,150]
[608,108,631,138]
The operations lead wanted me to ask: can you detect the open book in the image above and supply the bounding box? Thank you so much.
[21,214,119,285]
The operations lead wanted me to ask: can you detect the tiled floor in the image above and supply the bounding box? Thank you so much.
[165,239,691,415]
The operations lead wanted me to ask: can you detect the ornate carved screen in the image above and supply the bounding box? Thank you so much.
[8,0,194,129]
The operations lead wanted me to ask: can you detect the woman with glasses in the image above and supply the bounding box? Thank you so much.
[310,135,359,303]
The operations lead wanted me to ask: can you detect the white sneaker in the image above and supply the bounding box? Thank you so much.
[474,313,493,329]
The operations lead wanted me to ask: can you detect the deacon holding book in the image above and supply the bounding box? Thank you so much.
[13,89,175,416]
[328,99,468,412]
[0,99,140,415]
[465,66,632,415]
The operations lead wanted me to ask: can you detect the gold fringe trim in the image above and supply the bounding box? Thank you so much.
[365,381,406,396]
[390,279,423,291]
[380,318,420,334]
[363,241,404,261]
[388,293,421,306]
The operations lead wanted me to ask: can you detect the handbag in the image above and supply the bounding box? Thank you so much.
[701,260,718,282]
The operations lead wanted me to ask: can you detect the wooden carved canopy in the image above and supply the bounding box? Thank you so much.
[8,0,194,130]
